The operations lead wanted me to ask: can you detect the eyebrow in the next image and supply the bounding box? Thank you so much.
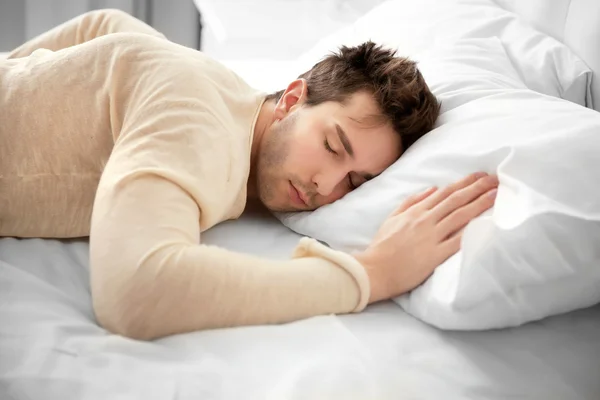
[335,123,375,182]
[336,124,354,158]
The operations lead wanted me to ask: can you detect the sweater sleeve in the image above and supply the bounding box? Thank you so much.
[8,9,165,59]
[90,172,370,340]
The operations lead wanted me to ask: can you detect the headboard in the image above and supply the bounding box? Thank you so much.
[493,0,600,112]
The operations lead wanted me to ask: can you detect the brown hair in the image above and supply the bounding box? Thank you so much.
[266,41,440,151]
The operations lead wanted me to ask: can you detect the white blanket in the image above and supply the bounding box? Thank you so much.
[1,206,600,399]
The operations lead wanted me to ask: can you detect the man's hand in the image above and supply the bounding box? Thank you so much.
[353,172,499,304]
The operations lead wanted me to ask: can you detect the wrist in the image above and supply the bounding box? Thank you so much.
[352,250,388,304]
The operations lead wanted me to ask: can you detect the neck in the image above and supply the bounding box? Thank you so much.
[247,98,276,199]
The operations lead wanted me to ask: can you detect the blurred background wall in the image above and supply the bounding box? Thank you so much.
[0,0,386,60]
[0,0,200,51]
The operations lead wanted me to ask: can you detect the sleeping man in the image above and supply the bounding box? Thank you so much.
[0,10,499,340]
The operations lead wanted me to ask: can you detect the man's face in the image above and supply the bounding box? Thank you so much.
[255,91,402,212]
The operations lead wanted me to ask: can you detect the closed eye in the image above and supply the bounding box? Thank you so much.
[347,175,357,190]
[347,172,367,190]
[324,139,337,155]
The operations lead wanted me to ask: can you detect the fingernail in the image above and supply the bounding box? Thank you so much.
[474,172,488,178]
[488,189,498,199]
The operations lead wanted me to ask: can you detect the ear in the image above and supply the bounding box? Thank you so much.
[273,78,308,120]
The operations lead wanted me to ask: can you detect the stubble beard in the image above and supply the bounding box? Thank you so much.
[256,114,296,212]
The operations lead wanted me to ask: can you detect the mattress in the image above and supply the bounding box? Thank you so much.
[2,203,600,399]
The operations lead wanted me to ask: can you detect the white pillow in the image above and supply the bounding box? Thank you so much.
[278,37,600,330]
[492,0,600,111]
[294,0,592,109]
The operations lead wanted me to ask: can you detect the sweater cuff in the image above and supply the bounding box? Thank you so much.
[291,237,370,313]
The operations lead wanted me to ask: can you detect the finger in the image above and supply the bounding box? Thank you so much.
[439,230,464,260]
[419,172,489,211]
[437,188,497,239]
[445,226,465,241]
[427,231,464,274]
[429,175,498,222]
[392,186,437,215]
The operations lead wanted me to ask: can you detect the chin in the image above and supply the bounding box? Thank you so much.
[257,191,287,213]
[262,197,301,213]
[262,202,290,213]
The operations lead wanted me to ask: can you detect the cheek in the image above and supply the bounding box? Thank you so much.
[295,116,327,157]
[287,137,324,172]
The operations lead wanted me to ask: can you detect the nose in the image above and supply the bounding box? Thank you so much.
[313,166,348,197]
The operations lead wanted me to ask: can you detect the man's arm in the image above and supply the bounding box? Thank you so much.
[90,173,369,340]
[8,9,165,59]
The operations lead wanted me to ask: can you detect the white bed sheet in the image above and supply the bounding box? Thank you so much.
[1,204,600,400]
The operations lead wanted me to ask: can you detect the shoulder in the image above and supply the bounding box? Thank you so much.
[98,33,248,90]
[87,32,180,58]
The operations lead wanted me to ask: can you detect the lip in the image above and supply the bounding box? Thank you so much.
[289,181,307,207]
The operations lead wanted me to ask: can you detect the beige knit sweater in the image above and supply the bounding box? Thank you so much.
[0,10,370,339]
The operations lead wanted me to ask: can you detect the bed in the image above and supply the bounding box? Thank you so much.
[2,206,600,399]
[2,1,600,399]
